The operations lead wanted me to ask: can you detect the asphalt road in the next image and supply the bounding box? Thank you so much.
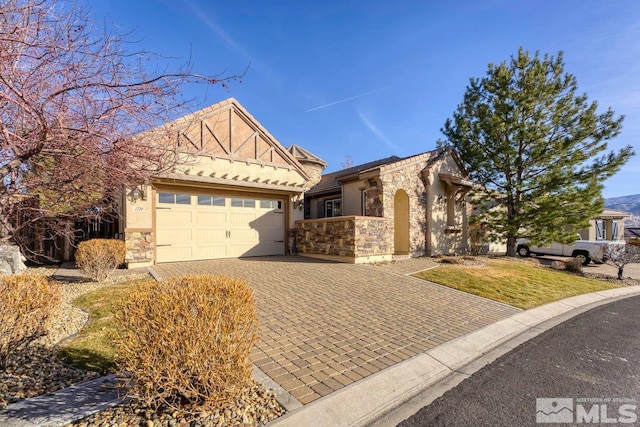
[398,295,640,427]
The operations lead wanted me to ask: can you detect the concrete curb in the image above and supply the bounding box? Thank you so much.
[253,364,303,412]
[0,375,124,427]
[268,285,640,427]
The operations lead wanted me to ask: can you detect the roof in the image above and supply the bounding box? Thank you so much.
[286,145,327,168]
[625,228,640,239]
[598,208,631,218]
[305,148,462,197]
[306,156,403,196]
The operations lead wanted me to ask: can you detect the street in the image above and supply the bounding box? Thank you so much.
[398,295,640,426]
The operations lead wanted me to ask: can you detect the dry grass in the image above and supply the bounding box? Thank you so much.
[414,258,619,309]
[0,274,60,370]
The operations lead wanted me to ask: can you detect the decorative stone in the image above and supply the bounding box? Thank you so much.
[0,244,27,274]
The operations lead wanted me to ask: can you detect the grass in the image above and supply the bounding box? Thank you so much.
[57,280,144,373]
[414,258,620,309]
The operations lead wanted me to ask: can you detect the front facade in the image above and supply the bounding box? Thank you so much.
[120,99,473,267]
[293,147,473,262]
[121,99,311,268]
[579,209,627,242]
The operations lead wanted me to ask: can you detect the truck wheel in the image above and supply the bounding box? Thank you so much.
[517,245,530,257]
[572,251,591,266]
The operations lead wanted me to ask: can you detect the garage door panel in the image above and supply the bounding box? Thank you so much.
[229,212,257,225]
[158,210,193,225]
[195,211,227,224]
[194,228,226,242]
[157,245,193,263]
[193,244,228,260]
[157,228,193,245]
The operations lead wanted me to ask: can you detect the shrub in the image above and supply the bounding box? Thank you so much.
[75,239,126,282]
[564,257,583,274]
[550,260,564,270]
[440,257,464,264]
[115,275,259,410]
[0,274,60,370]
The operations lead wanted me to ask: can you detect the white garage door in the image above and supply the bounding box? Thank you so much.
[155,190,285,263]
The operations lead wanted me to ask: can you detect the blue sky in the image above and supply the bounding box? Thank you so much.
[89,0,639,198]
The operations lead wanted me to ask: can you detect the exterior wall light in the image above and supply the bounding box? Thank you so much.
[129,186,146,202]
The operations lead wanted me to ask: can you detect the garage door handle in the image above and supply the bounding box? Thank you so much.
[156,207,171,210]
[157,244,171,247]
[274,240,284,243]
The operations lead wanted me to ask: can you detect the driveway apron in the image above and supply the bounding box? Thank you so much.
[151,256,519,405]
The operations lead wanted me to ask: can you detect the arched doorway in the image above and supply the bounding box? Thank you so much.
[394,190,410,254]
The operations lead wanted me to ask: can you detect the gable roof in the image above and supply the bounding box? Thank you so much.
[287,145,327,168]
[142,98,310,180]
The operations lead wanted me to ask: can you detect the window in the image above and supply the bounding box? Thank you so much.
[231,197,256,208]
[158,192,191,204]
[612,220,619,240]
[260,200,281,209]
[325,199,342,218]
[595,219,605,240]
[197,195,225,206]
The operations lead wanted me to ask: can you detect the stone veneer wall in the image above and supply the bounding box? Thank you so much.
[295,216,390,259]
[381,162,428,255]
[125,229,154,264]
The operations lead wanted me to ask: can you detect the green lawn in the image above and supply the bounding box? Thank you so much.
[414,259,619,309]
[57,280,144,373]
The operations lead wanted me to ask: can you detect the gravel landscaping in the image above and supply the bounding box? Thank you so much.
[0,266,285,426]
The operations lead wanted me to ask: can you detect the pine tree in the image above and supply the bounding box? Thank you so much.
[441,48,634,256]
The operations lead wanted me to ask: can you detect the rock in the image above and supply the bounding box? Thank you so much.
[0,258,11,274]
[0,244,27,274]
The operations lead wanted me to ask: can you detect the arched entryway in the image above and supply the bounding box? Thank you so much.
[394,190,410,254]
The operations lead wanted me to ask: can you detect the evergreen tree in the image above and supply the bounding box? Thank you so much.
[441,48,634,256]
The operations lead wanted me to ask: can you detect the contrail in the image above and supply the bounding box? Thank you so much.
[306,85,395,112]
[358,109,401,152]
[182,0,250,61]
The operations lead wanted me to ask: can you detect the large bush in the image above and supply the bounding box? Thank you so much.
[75,239,126,282]
[115,275,259,410]
[0,274,60,369]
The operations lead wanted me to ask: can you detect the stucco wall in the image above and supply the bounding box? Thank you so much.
[342,180,363,216]
[420,155,469,256]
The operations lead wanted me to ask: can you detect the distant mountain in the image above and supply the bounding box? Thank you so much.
[605,193,640,216]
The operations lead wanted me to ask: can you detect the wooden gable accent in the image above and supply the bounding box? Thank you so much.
[176,104,292,167]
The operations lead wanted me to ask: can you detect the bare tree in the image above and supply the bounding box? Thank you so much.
[0,0,236,260]
[600,245,640,280]
[340,155,354,169]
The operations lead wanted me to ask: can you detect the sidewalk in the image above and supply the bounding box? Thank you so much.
[2,284,639,426]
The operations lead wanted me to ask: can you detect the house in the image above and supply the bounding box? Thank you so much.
[291,147,473,262]
[120,98,312,268]
[119,98,473,267]
[578,208,628,243]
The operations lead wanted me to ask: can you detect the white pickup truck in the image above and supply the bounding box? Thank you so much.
[516,237,625,265]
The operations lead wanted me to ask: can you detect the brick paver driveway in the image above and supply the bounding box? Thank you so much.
[151,256,519,405]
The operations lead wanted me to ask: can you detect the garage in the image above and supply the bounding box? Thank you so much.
[155,189,285,263]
